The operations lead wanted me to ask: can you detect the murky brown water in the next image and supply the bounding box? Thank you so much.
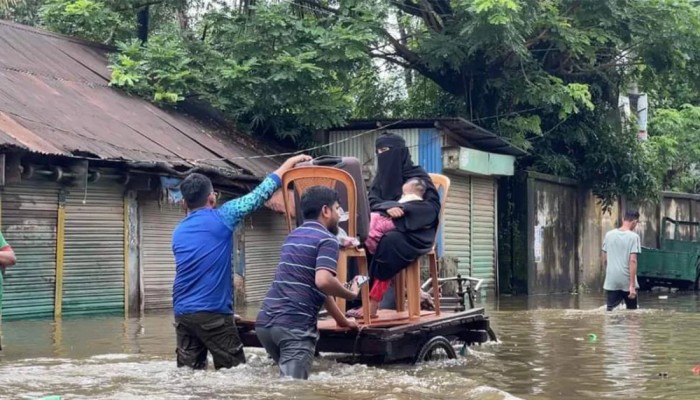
[0,293,699,399]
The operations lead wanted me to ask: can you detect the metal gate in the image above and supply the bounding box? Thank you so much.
[1,182,59,320]
[471,176,496,291]
[140,200,184,310]
[62,183,125,316]
[443,173,471,277]
[244,208,289,302]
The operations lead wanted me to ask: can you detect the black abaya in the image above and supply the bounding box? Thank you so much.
[367,133,441,280]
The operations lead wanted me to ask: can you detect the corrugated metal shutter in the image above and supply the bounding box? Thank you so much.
[63,183,125,316]
[1,182,59,320]
[244,208,288,303]
[443,173,471,277]
[141,200,184,310]
[419,129,445,256]
[471,176,496,291]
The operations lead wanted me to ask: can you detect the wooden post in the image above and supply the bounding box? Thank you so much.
[335,250,347,312]
[54,190,66,319]
[123,194,129,317]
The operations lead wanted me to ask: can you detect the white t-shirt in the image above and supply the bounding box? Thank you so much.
[602,229,641,291]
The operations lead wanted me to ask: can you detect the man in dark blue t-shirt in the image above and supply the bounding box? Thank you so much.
[256,186,361,380]
[172,154,310,370]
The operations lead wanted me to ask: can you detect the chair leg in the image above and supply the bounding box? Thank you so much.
[429,253,440,316]
[335,251,347,312]
[395,270,406,313]
[406,259,421,320]
[357,255,371,325]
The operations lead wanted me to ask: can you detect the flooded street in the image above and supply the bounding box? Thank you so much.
[1,293,699,399]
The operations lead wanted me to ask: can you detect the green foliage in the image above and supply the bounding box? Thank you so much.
[39,0,134,43]
[645,105,700,193]
[6,0,700,205]
[109,3,373,140]
[357,0,700,205]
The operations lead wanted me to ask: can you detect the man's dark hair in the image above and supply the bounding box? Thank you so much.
[180,173,213,209]
[406,177,427,196]
[301,186,339,220]
[623,210,640,222]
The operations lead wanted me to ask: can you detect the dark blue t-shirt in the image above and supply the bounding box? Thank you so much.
[256,221,339,331]
[172,174,281,316]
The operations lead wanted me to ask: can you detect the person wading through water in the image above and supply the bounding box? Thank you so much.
[171,154,311,370]
[346,132,441,319]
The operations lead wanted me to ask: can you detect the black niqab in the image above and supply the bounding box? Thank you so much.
[366,132,442,280]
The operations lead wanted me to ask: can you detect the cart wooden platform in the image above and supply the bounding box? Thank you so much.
[236,307,493,364]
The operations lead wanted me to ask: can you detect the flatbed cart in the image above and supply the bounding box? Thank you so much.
[236,275,497,364]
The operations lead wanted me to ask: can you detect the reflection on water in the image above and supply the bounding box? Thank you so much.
[0,293,699,399]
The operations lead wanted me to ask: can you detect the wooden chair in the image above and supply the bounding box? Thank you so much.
[395,173,451,319]
[280,166,372,324]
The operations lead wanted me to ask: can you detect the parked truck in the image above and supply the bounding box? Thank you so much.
[637,217,700,291]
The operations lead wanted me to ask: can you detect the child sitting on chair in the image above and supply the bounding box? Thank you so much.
[364,178,426,255]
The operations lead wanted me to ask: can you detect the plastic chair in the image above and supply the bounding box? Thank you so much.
[281,166,373,324]
[395,173,450,319]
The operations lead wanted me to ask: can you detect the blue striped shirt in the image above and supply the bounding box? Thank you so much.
[256,221,339,331]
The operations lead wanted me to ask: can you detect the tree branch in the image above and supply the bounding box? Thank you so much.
[370,53,412,69]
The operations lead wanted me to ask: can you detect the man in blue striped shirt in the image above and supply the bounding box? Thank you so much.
[172,154,310,370]
[256,186,360,379]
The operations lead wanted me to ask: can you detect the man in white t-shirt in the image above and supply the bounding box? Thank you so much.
[602,210,642,311]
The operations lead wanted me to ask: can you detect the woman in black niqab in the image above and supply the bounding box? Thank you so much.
[347,132,441,318]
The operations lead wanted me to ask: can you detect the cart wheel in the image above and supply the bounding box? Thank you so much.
[414,336,457,364]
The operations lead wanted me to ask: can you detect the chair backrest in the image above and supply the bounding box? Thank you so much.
[281,166,358,237]
[428,173,451,245]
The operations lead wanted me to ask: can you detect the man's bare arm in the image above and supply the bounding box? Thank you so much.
[323,297,356,328]
[0,248,16,267]
[628,253,638,297]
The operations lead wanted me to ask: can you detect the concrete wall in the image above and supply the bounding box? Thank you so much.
[500,172,619,295]
[624,192,700,243]
[578,190,620,291]
[528,174,578,295]
[500,173,699,295]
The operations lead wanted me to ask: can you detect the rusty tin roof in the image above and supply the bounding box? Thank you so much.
[0,21,280,178]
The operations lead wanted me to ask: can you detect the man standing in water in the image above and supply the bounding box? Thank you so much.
[171,154,310,370]
[256,186,360,380]
[602,210,642,311]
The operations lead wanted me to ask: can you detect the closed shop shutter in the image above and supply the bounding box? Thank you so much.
[244,208,288,303]
[1,182,60,320]
[471,176,496,291]
[443,173,471,277]
[63,183,125,316]
[140,200,184,310]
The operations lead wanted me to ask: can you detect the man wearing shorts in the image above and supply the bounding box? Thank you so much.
[603,210,642,311]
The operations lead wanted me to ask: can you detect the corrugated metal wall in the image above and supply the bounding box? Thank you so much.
[244,208,288,302]
[140,200,184,310]
[62,183,125,316]
[1,182,60,320]
[471,176,496,291]
[418,129,443,255]
[443,173,471,276]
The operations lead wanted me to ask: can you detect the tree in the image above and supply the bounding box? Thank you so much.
[6,0,700,205]
[347,0,700,205]
[645,105,700,193]
[108,3,375,141]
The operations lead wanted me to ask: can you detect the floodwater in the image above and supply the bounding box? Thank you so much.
[1,293,699,400]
